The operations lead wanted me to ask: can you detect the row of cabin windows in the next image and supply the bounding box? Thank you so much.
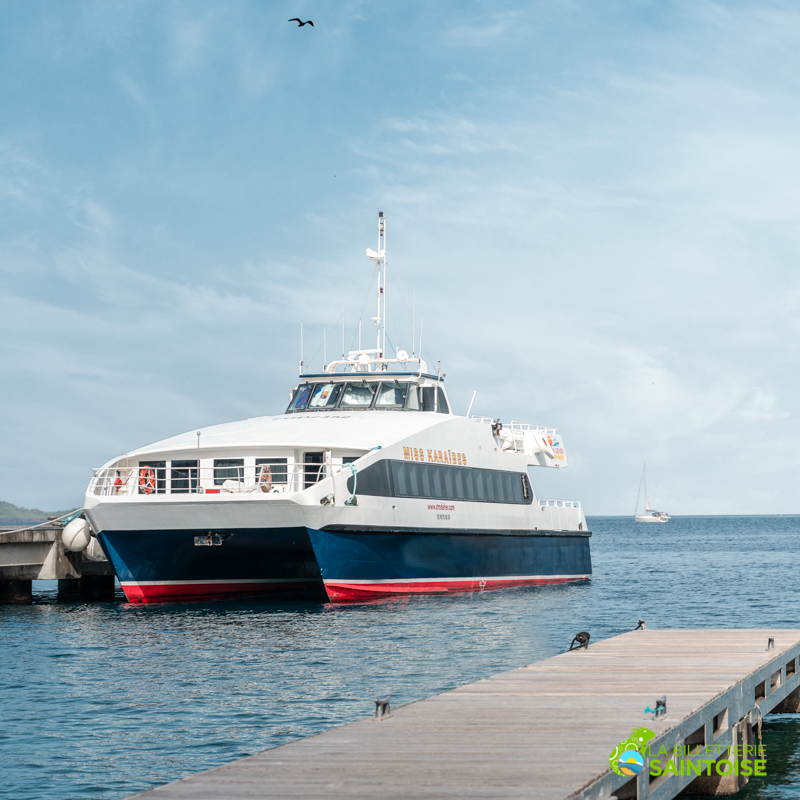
[288,382,449,414]
[137,458,288,494]
[347,460,533,505]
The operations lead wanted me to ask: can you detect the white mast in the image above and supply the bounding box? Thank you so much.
[366,212,386,367]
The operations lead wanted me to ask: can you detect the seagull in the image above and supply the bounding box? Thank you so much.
[288,18,313,26]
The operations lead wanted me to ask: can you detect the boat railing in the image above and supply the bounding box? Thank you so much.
[471,417,559,455]
[88,462,353,498]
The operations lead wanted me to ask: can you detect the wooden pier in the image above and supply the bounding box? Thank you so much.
[0,524,115,603]
[129,629,800,800]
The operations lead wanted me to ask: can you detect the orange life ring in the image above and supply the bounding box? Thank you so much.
[258,464,273,493]
[139,467,156,495]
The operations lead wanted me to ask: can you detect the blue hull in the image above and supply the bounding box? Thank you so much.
[97,525,591,604]
[308,527,592,601]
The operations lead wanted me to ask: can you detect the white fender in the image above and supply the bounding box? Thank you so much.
[62,518,91,552]
[84,536,107,562]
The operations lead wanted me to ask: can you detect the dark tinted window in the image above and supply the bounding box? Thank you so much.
[348,460,532,505]
[215,458,244,485]
[256,458,287,485]
[171,460,197,493]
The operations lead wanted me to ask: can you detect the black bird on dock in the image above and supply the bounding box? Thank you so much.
[289,18,314,26]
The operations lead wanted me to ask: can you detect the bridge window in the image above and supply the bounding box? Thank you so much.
[340,381,377,409]
[288,385,313,411]
[375,381,408,409]
[309,383,342,409]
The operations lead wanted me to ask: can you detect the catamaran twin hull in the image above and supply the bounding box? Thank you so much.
[84,413,592,604]
[95,522,592,603]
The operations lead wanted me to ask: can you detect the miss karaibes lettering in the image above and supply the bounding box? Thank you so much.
[403,447,467,465]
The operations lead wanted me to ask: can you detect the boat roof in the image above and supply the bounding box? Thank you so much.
[123,410,450,460]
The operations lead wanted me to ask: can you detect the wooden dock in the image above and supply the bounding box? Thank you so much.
[130,630,800,800]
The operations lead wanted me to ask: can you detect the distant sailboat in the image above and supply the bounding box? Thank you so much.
[634,462,670,523]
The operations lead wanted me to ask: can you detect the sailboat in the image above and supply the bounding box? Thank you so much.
[634,462,670,523]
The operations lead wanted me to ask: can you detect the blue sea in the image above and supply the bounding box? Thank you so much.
[2,516,799,800]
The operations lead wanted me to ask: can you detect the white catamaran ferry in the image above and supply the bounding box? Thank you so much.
[82,214,592,603]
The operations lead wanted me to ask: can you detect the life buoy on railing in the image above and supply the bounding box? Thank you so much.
[113,469,130,494]
[258,464,273,493]
[139,467,156,495]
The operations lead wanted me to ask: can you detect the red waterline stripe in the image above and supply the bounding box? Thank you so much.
[323,575,589,603]
[120,580,315,604]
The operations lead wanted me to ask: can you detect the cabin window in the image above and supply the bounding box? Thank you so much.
[138,461,166,494]
[214,458,244,485]
[255,458,288,485]
[406,385,421,410]
[374,381,408,409]
[287,385,313,412]
[308,383,342,409]
[171,460,198,493]
[339,381,377,409]
[349,460,533,505]
[437,390,450,414]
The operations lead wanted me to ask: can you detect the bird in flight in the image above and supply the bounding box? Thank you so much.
[288,18,313,26]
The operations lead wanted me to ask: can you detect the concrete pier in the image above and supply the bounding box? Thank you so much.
[0,524,115,604]
[128,629,800,800]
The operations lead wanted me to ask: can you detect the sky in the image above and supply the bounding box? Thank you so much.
[2,0,800,514]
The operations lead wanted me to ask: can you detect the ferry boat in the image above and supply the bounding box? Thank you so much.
[82,214,592,603]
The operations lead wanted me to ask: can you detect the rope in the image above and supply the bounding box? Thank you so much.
[0,508,83,536]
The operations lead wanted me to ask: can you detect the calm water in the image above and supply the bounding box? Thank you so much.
[2,516,800,800]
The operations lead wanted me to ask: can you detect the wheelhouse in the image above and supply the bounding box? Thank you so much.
[287,351,451,415]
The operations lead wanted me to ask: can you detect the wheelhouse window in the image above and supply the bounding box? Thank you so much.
[138,461,166,494]
[308,383,342,409]
[255,458,288,487]
[374,381,408,409]
[214,458,244,485]
[339,381,377,409]
[288,385,313,412]
[171,460,198,493]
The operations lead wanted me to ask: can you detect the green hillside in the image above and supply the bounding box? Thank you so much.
[0,500,76,525]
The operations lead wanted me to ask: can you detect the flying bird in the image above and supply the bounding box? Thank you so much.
[288,18,314,26]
